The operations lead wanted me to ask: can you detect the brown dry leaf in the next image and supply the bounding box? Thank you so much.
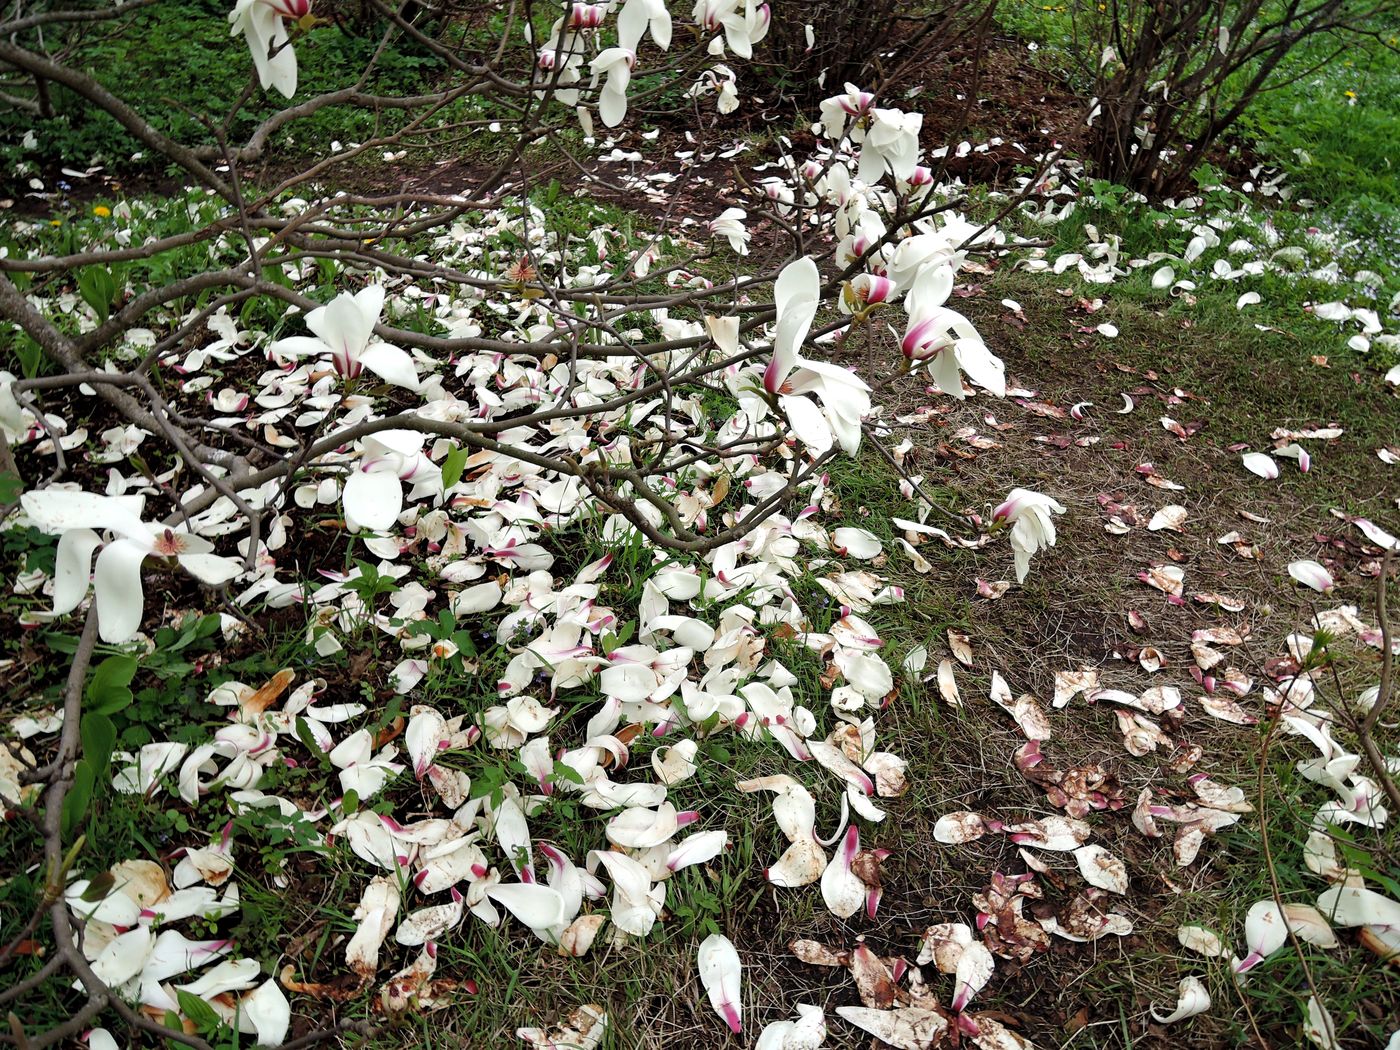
[975,872,1051,962]
[242,668,296,716]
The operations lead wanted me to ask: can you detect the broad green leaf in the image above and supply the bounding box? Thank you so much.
[61,760,95,837]
[439,444,469,491]
[87,654,137,714]
[176,990,223,1033]
[76,266,117,324]
[80,712,117,778]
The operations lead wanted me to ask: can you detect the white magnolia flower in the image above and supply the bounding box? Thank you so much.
[859,107,922,183]
[708,207,750,255]
[901,263,1005,398]
[269,286,420,390]
[341,430,439,533]
[22,490,241,643]
[228,0,308,99]
[763,257,871,455]
[993,488,1066,583]
[694,0,770,59]
[590,47,636,127]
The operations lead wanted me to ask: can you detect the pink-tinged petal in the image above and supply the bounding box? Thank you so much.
[51,528,102,615]
[950,939,995,1012]
[1241,452,1279,479]
[666,829,728,872]
[93,538,148,643]
[820,826,863,918]
[405,707,447,778]
[1288,559,1334,593]
[342,468,403,533]
[357,342,421,391]
[697,933,743,1034]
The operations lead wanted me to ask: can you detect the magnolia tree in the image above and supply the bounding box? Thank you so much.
[0,1,1071,1046]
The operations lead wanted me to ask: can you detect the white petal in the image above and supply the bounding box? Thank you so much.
[1151,976,1211,1023]
[486,882,568,932]
[1288,559,1335,593]
[820,826,863,918]
[357,342,421,391]
[1242,452,1279,479]
[93,538,148,643]
[342,469,403,532]
[51,529,102,614]
[697,933,743,1034]
[237,980,291,1047]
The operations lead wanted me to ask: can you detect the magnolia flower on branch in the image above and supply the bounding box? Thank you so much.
[21,490,242,643]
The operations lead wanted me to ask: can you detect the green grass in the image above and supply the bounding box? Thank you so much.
[0,0,443,189]
[994,2,1400,275]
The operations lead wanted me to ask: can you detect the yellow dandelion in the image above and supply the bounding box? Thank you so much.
[1344,90,1357,100]
[92,205,112,218]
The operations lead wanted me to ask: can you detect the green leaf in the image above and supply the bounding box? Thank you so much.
[80,712,117,778]
[0,471,22,505]
[61,760,95,837]
[439,444,469,491]
[341,788,360,815]
[176,990,224,1034]
[551,759,584,786]
[293,716,324,759]
[86,654,137,714]
[76,266,117,324]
